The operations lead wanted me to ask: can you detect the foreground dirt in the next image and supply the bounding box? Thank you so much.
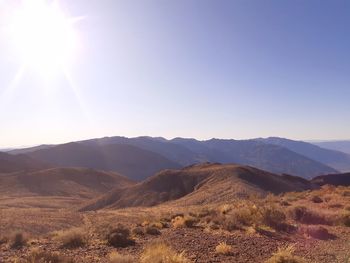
[1,186,350,263]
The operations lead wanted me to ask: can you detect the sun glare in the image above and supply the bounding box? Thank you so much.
[9,0,78,76]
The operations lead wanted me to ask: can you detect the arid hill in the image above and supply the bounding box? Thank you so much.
[11,136,341,180]
[311,172,350,186]
[81,163,313,211]
[0,152,48,173]
[26,142,180,181]
[0,167,134,198]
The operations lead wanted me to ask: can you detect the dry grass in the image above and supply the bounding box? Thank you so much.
[215,242,233,255]
[172,216,197,228]
[108,252,135,263]
[265,245,306,263]
[106,224,135,248]
[140,241,191,263]
[288,206,330,225]
[18,247,74,263]
[145,226,161,235]
[55,227,87,248]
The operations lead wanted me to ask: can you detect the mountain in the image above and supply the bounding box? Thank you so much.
[81,136,206,166]
[81,163,313,211]
[313,141,350,155]
[311,172,350,186]
[0,152,48,173]
[256,137,350,172]
[0,167,134,198]
[8,144,54,155]
[26,142,180,181]
[171,138,337,179]
[10,136,340,180]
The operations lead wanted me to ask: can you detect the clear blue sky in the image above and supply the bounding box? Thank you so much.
[0,0,350,147]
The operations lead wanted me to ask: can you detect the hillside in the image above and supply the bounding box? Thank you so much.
[10,136,341,180]
[171,138,337,179]
[26,142,180,181]
[0,167,134,198]
[81,136,338,179]
[81,163,313,211]
[0,152,48,173]
[311,172,350,186]
[313,140,350,155]
[257,137,350,172]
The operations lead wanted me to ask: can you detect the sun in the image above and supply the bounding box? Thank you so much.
[9,0,78,76]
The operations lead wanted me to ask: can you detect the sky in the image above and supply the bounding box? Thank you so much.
[0,0,350,148]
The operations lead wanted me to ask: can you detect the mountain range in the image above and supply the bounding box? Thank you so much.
[3,136,350,180]
[312,140,350,155]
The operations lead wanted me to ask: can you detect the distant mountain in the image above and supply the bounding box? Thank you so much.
[311,172,350,186]
[0,152,48,173]
[8,144,54,155]
[256,137,350,172]
[313,141,350,155]
[170,138,337,179]
[81,163,313,210]
[26,142,180,181]
[9,136,339,180]
[0,167,134,198]
[81,136,206,166]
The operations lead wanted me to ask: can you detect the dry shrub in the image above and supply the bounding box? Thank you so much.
[289,206,330,225]
[265,245,306,263]
[108,252,135,263]
[298,225,333,240]
[22,247,74,263]
[132,226,145,236]
[56,227,86,248]
[261,206,289,231]
[224,205,290,232]
[310,196,323,203]
[342,190,350,197]
[140,241,190,263]
[219,204,232,215]
[10,232,28,249]
[172,216,197,228]
[0,235,8,245]
[280,200,291,207]
[145,226,161,235]
[341,213,350,227]
[215,242,233,255]
[107,224,135,248]
[328,203,343,209]
[150,222,164,229]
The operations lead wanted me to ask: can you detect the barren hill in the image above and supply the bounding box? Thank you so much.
[311,172,350,186]
[0,152,48,173]
[81,163,313,211]
[0,167,134,198]
[26,142,180,181]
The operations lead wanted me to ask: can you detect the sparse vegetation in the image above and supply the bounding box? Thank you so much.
[108,252,135,263]
[215,242,233,255]
[289,206,330,225]
[20,247,74,263]
[140,241,190,263]
[106,224,135,248]
[311,195,323,203]
[10,231,28,249]
[172,216,197,228]
[265,245,306,263]
[298,225,332,240]
[132,226,145,236]
[145,226,161,235]
[55,227,87,248]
